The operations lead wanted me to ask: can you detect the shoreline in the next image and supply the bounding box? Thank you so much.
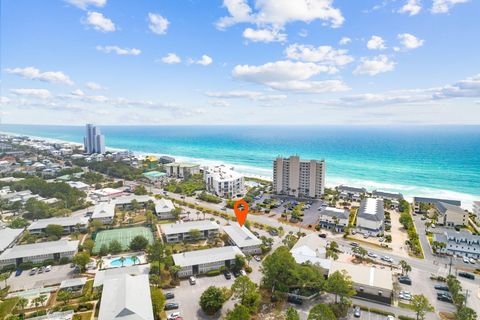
[1,130,477,210]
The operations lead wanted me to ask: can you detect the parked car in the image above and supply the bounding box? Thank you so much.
[434,284,449,291]
[15,269,23,277]
[223,271,232,280]
[45,265,52,272]
[164,303,179,310]
[167,312,181,320]
[353,306,361,317]
[38,266,45,274]
[368,252,378,258]
[253,255,261,262]
[287,295,303,305]
[399,290,412,301]
[29,268,38,276]
[469,258,477,264]
[458,272,475,280]
[437,293,453,303]
[233,270,241,277]
[350,242,359,247]
[189,276,196,285]
[398,276,412,285]
[463,256,470,263]
[318,233,327,238]
[381,256,393,263]
[239,270,247,276]
[165,292,175,299]
[386,316,395,320]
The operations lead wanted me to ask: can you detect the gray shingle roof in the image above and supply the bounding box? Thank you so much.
[413,197,461,206]
[319,207,349,220]
[337,185,367,194]
[357,198,384,221]
[436,202,465,215]
[372,190,403,200]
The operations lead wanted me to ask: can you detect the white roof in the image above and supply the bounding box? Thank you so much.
[94,264,150,287]
[154,198,175,213]
[67,181,90,189]
[59,277,87,289]
[291,245,331,270]
[93,188,124,197]
[28,216,89,231]
[223,224,262,248]
[162,220,219,235]
[92,202,115,219]
[329,261,393,291]
[0,227,23,252]
[0,240,79,261]
[98,274,154,320]
[173,246,244,267]
[113,195,154,206]
[205,165,243,182]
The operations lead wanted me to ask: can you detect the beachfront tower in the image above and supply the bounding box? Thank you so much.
[273,155,325,198]
[84,124,106,154]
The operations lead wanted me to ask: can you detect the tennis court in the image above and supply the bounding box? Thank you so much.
[93,226,154,253]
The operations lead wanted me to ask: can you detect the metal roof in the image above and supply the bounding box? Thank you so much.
[94,264,150,287]
[59,277,87,289]
[0,240,79,261]
[92,202,115,219]
[154,198,175,213]
[357,198,384,222]
[27,216,89,231]
[172,246,244,267]
[413,197,461,206]
[161,220,219,235]
[318,207,349,220]
[0,227,23,252]
[223,224,262,248]
[436,202,465,215]
[329,261,393,291]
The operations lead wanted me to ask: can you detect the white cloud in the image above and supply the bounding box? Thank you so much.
[339,37,351,45]
[285,44,353,66]
[210,100,231,107]
[206,90,287,101]
[217,0,344,30]
[353,55,395,76]
[193,55,213,66]
[367,35,386,50]
[160,53,181,64]
[5,67,74,85]
[1,96,11,104]
[232,60,347,93]
[84,11,115,32]
[242,28,286,43]
[298,29,308,37]
[431,0,469,13]
[65,0,106,10]
[148,13,169,35]
[96,45,141,56]
[398,33,424,49]
[398,0,422,15]
[10,88,52,99]
[85,81,105,90]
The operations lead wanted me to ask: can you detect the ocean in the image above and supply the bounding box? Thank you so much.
[1,124,479,208]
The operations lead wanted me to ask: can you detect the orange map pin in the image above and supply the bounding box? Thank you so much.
[233,199,249,227]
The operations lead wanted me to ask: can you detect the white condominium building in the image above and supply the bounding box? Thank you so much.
[204,165,244,198]
[84,123,105,154]
[273,156,325,198]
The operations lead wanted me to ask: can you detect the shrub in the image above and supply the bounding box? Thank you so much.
[206,269,221,277]
[59,257,71,265]
[245,266,252,273]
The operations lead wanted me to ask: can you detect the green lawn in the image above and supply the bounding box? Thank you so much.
[0,297,19,318]
[93,226,154,253]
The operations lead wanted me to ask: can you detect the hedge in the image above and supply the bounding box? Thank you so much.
[398,316,416,320]
[206,269,221,277]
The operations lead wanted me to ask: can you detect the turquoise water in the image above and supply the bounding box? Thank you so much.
[109,256,137,267]
[1,124,479,205]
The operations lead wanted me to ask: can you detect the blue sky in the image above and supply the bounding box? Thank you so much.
[1,0,479,125]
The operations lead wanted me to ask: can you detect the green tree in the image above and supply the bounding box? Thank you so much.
[17,297,28,314]
[399,260,412,275]
[72,252,91,272]
[108,239,123,254]
[285,307,300,320]
[188,228,201,240]
[0,272,10,287]
[199,286,226,315]
[150,287,166,320]
[99,244,109,256]
[456,307,477,320]
[231,276,260,311]
[411,294,434,320]
[225,305,250,320]
[44,224,64,238]
[356,246,368,261]
[83,239,95,254]
[129,235,149,251]
[325,270,356,303]
[90,219,104,232]
[8,217,28,228]
[232,254,246,272]
[261,246,298,292]
[57,290,72,305]
[133,185,148,195]
[308,304,336,320]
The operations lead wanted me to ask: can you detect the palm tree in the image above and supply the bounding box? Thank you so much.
[0,272,10,288]
[17,297,28,314]
[245,255,252,266]
[38,294,47,307]
[131,255,139,265]
[119,256,126,267]
[98,258,104,270]
[399,260,412,275]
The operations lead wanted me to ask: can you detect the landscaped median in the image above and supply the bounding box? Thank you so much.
[399,200,424,259]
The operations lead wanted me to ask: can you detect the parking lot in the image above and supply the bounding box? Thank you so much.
[4,264,76,291]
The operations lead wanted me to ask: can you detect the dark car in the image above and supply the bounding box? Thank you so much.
[164,303,179,310]
[224,271,232,280]
[434,285,449,291]
[353,306,361,318]
[233,270,241,277]
[15,269,23,277]
[165,292,175,299]
[458,272,475,280]
[287,295,303,305]
[437,293,453,303]
[318,233,327,238]
[398,276,412,285]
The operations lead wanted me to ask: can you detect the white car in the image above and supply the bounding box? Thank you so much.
[469,258,477,264]
[167,312,181,320]
[368,252,378,258]
[463,256,470,263]
[386,316,395,320]
[189,276,196,285]
[45,265,52,272]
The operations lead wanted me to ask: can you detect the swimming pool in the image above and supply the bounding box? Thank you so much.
[108,256,138,267]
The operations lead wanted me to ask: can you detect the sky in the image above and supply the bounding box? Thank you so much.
[1,0,479,125]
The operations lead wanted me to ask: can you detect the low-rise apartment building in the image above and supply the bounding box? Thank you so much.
[436,202,468,227]
[172,246,244,277]
[433,230,480,259]
[161,220,220,243]
[164,162,200,179]
[318,207,349,232]
[91,202,115,224]
[337,185,366,202]
[356,198,384,235]
[27,216,89,235]
[154,198,176,220]
[223,224,262,255]
[204,165,244,198]
[413,196,461,213]
[0,240,79,267]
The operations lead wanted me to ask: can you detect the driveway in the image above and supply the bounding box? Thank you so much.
[4,264,76,292]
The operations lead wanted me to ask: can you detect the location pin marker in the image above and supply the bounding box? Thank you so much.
[233,199,249,227]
